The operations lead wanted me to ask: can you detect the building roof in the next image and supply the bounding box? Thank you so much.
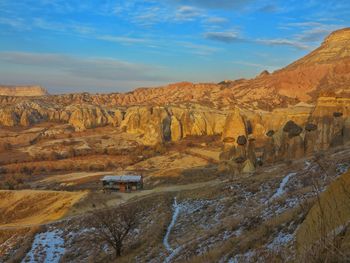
[101,175,142,183]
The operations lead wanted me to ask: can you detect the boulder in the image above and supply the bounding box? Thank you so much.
[305,123,317,132]
[283,120,303,138]
[237,135,247,146]
[333,112,343,117]
[266,130,275,137]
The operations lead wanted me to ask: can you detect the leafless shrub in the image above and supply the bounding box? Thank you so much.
[89,204,140,258]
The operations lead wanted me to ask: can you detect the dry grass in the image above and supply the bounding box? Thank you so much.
[0,190,87,227]
[296,171,350,261]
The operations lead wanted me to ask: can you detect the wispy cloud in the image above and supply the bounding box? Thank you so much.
[278,21,345,45]
[168,0,256,9]
[297,27,335,42]
[258,4,280,13]
[32,18,95,35]
[233,60,280,72]
[203,29,314,50]
[256,38,312,50]
[205,17,229,24]
[204,31,241,43]
[0,51,168,82]
[97,35,150,45]
[175,6,203,21]
[0,17,31,30]
[178,41,221,55]
[0,15,95,36]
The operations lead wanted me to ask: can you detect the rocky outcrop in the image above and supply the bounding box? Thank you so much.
[310,96,350,150]
[0,85,47,97]
[262,96,350,163]
[121,107,171,145]
[0,108,19,126]
[222,108,246,146]
[67,106,123,132]
[120,106,227,145]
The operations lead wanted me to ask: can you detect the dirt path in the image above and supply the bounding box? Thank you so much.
[0,179,223,231]
[75,179,224,212]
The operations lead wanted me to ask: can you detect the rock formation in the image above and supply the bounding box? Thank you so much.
[0,28,349,164]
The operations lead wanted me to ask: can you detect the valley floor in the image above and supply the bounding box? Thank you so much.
[2,145,350,262]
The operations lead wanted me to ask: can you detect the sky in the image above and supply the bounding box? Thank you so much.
[0,0,349,94]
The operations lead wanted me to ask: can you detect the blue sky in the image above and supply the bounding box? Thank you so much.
[0,0,349,94]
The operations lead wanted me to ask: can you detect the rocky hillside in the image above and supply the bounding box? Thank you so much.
[0,85,47,97]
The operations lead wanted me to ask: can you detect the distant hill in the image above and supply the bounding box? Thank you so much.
[0,85,48,97]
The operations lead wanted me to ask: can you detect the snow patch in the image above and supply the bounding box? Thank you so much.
[267,232,294,251]
[304,161,311,169]
[269,173,297,201]
[336,163,350,176]
[22,229,65,263]
[229,250,256,263]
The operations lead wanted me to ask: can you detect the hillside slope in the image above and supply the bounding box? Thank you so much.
[0,190,87,228]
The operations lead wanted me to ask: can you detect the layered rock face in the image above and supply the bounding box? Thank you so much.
[120,105,227,145]
[0,85,47,97]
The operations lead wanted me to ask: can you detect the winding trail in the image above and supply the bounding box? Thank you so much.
[163,197,182,262]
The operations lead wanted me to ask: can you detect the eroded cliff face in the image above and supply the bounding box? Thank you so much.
[1,94,348,162]
[0,85,47,97]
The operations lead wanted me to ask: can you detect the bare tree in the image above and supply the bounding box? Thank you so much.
[89,204,140,258]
